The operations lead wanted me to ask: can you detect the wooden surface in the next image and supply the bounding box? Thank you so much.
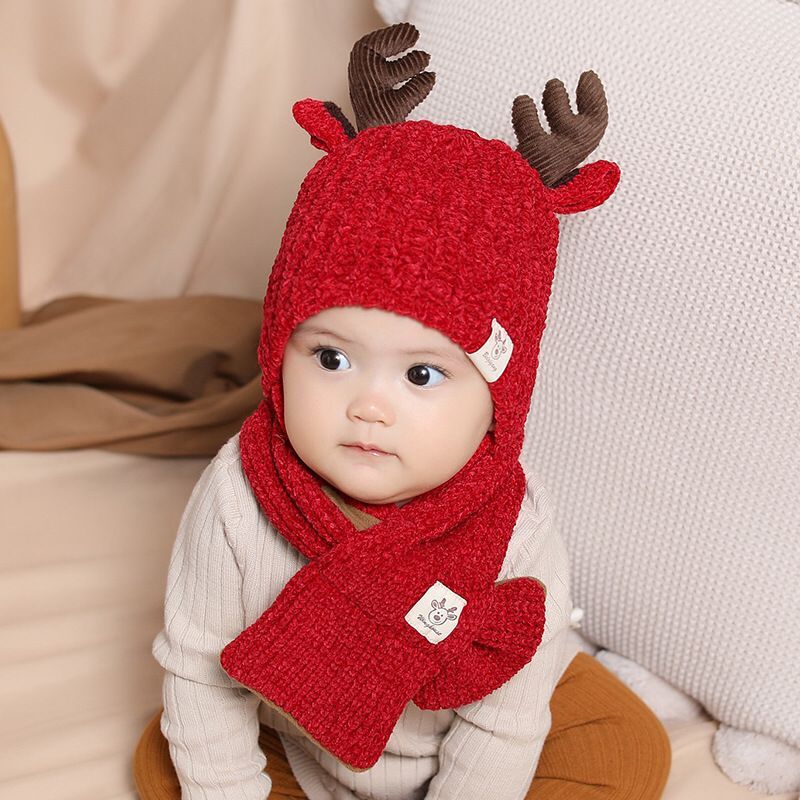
[0,117,20,329]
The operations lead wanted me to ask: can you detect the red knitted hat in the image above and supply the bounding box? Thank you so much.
[221,23,620,771]
[259,96,619,467]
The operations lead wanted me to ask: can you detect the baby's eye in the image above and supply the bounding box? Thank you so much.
[407,364,448,387]
[313,347,350,371]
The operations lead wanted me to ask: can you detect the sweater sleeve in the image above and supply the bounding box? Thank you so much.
[424,479,574,800]
[151,452,273,800]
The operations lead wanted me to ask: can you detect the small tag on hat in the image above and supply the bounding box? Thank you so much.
[466,318,513,383]
[404,581,467,644]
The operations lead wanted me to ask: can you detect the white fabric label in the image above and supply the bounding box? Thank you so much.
[466,318,513,383]
[404,580,467,644]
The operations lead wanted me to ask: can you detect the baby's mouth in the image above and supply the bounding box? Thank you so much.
[343,442,393,457]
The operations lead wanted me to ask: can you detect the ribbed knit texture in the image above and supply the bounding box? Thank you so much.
[153,435,577,800]
[373,0,800,758]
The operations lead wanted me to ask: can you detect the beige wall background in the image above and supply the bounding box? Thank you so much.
[0,0,383,311]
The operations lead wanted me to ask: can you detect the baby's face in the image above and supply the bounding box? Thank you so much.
[281,306,495,506]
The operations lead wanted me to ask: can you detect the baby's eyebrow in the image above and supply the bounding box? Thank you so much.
[294,326,354,344]
[396,346,464,364]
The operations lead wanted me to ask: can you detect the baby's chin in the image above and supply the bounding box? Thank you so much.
[338,485,414,507]
[325,476,418,507]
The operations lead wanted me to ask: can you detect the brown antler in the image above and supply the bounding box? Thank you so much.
[512,70,609,187]
[348,23,436,131]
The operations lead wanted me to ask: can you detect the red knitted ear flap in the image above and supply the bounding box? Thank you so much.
[292,99,355,153]
[544,160,620,215]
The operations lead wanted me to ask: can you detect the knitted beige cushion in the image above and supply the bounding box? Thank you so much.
[375,0,800,793]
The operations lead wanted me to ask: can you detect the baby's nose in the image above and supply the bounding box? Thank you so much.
[347,389,395,426]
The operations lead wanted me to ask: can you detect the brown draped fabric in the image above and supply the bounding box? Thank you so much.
[0,294,262,456]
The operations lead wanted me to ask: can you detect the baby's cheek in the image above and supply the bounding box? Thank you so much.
[283,387,320,453]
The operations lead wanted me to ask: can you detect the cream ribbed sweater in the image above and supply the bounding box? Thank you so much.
[152,434,579,800]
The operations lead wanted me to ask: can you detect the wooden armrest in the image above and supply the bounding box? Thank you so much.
[0,116,21,330]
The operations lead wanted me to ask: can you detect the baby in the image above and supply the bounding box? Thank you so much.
[152,22,623,800]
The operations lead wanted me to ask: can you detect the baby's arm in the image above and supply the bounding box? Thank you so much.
[152,454,272,800]
[424,477,573,800]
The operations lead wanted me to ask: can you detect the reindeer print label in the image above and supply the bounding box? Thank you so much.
[466,318,513,383]
[404,581,467,644]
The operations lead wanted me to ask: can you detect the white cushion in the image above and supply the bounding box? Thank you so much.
[374,0,800,793]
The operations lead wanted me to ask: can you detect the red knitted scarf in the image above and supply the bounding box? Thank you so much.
[223,398,547,769]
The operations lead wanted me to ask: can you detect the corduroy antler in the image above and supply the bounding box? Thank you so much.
[513,70,609,187]
[323,21,612,190]
[221,23,620,771]
[347,22,436,131]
